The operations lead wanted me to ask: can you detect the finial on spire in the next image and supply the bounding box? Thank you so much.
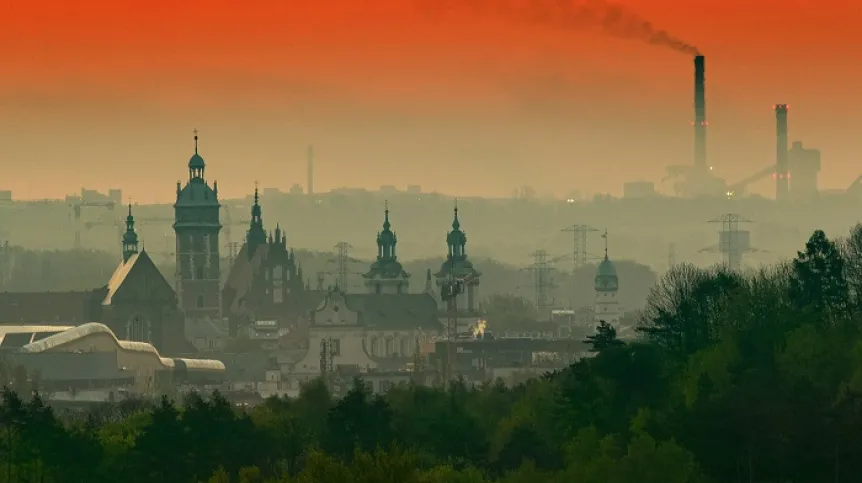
[254,181,260,204]
[193,128,199,154]
[383,200,391,230]
[452,199,460,230]
[602,228,609,260]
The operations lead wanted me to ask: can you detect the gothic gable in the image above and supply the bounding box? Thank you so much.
[104,251,176,306]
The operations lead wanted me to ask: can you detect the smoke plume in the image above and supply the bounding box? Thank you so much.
[415,0,699,56]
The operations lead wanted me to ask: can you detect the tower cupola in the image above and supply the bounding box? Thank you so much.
[188,130,206,181]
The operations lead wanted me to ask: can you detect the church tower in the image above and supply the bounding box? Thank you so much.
[122,204,139,263]
[594,229,621,325]
[362,201,410,294]
[173,131,222,319]
[434,204,481,312]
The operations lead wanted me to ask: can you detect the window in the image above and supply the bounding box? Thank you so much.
[126,315,150,342]
[196,267,204,280]
[375,284,382,294]
[331,339,341,356]
[197,295,204,308]
[273,288,283,304]
[371,337,379,356]
[400,338,409,356]
[385,338,394,356]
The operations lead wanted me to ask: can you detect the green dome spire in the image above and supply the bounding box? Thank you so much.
[376,200,397,260]
[122,203,139,263]
[595,229,618,292]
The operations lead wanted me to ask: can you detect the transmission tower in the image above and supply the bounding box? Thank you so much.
[699,213,762,271]
[561,224,599,272]
[521,250,567,316]
[327,242,362,292]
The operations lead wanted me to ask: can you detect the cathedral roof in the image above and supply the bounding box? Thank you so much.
[311,292,439,331]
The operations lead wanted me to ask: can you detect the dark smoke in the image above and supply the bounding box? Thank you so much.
[415,0,700,56]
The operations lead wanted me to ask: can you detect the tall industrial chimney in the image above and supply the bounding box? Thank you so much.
[694,55,707,172]
[775,105,789,200]
[307,145,315,196]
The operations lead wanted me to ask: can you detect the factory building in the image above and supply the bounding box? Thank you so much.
[788,141,821,200]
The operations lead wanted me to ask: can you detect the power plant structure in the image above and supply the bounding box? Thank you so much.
[660,55,822,200]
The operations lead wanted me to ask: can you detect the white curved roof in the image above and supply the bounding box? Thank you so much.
[20,323,177,369]
[173,358,226,372]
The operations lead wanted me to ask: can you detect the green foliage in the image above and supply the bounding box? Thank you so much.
[583,320,625,352]
[5,226,862,481]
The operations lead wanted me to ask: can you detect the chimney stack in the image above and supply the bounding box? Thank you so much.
[694,55,707,172]
[775,105,789,200]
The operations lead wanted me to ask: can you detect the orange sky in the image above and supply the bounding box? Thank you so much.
[0,0,860,201]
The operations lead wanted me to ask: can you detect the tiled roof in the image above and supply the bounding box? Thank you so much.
[333,293,441,331]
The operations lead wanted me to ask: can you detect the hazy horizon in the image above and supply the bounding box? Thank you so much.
[1,0,860,203]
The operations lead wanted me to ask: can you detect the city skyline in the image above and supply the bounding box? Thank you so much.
[1,0,860,202]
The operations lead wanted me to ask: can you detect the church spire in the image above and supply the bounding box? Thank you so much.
[246,182,267,259]
[122,203,139,263]
[376,200,397,260]
[446,201,467,259]
[602,228,609,261]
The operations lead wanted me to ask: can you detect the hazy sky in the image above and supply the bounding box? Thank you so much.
[0,0,860,202]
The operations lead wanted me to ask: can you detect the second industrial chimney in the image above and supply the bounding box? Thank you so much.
[775,104,789,200]
[694,55,707,172]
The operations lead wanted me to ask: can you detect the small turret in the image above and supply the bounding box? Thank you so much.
[122,203,139,263]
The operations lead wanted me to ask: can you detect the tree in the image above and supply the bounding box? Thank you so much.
[583,321,624,353]
[790,229,850,324]
[324,378,394,459]
[638,264,743,359]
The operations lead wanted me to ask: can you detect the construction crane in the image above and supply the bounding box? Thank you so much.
[83,215,174,257]
[69,200,116,249]
[440,270,475,382]
[220,204,251,251]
